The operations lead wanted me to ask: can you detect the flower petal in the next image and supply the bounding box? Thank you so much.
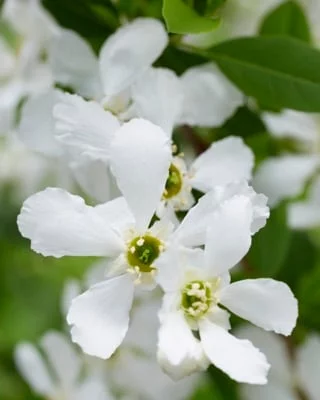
[190,137,254,193]
[40,331,81,388]
[109,118,171,230]
[288,201,320,230]
[14,342,54,397]
[17,188,124,257]
[204,195,253,275]
[99,18,168,97]
[199,319,269,384]
[70,159,119,203]
[158,310,209,380]
[236,326,292,384]
[67,274,134,358]
[262,110,319,145]
[220,279,298,336]
[253,155,320,207]
[179,63,243,127]
[296,335,320,400]
[49,29,102,98]
[132,67,183,136]
[18,89,63,157]
[76,375,114,400]
[54,93,120,161]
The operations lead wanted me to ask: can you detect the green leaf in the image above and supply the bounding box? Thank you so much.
[247,205,292,277]
[199,36,320,112]
[260,0,311,42]
[162,0,220,34]
[298,262,320,330]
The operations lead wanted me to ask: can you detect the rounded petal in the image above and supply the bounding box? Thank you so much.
[109,118,171,230]
[67,274,134,359]
[179,63,243,127]
[220,279,298,336]
[14,342,54,397]
[54,93,120,160]
[204,195,253,275]
[18,89,63,157]
[199,319,269,384]
[49,29,102,98]
[40,331,81,388]
[253,155,320,207]
[296,335,320,400]
[236,325,292,384]
[158,310,209,380]
[132,67,184,136]
[17,188,124,257]
[191,137,254,193]
[99,18,168,97]
[262,110,319,145]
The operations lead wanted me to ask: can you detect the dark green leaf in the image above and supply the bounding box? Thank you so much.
[247,205,292,276]
[162,0,220,34]
[260,0,311,42]
[198,36,320,112]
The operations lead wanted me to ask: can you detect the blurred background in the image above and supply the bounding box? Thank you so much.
[1,0,320,399]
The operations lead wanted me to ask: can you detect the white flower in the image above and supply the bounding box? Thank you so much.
[61,265,203,400]
[15,331,113,400]
[54,89,253,210]
[0,0,58,134]
[156,194,297,383]
[238,326,320,400]
[17,118,173,358]
[49,18,168,105]
[253,110,320,229]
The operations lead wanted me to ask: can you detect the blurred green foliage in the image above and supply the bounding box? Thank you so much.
[1,0,320,399]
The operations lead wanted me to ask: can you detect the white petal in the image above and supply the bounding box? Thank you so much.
[109,118,171,230]
[132,67,184,136]
[99,18,168,97]
[158,310,209,380]
[157,247,204,292]
[67,274,134,358]
[76,375,114,400]
[204,195,253,275]
[199,319,269,384]
[288,201,320,230]
[179,63,243,127]
[70,159,119,203]
[18,89,63,157]
[61,279,82,317]
[174,191,217,247]
[17,188,124,257]
[191,137,254,193]
[236,326,292,385]
[253,155,320,207]
[14,342,54,396]
[54,93,120,160]
[296,335,320,400]
[262,110,319,145]
[40,331,81,388]
[220,279,298,336]
[49,29,102,98]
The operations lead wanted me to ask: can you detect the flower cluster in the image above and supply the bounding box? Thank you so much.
[8,4,299,387]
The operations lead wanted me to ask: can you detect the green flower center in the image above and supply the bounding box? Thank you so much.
[163,163,183,199]
[181,280,213,319]
[126,235,162,273]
